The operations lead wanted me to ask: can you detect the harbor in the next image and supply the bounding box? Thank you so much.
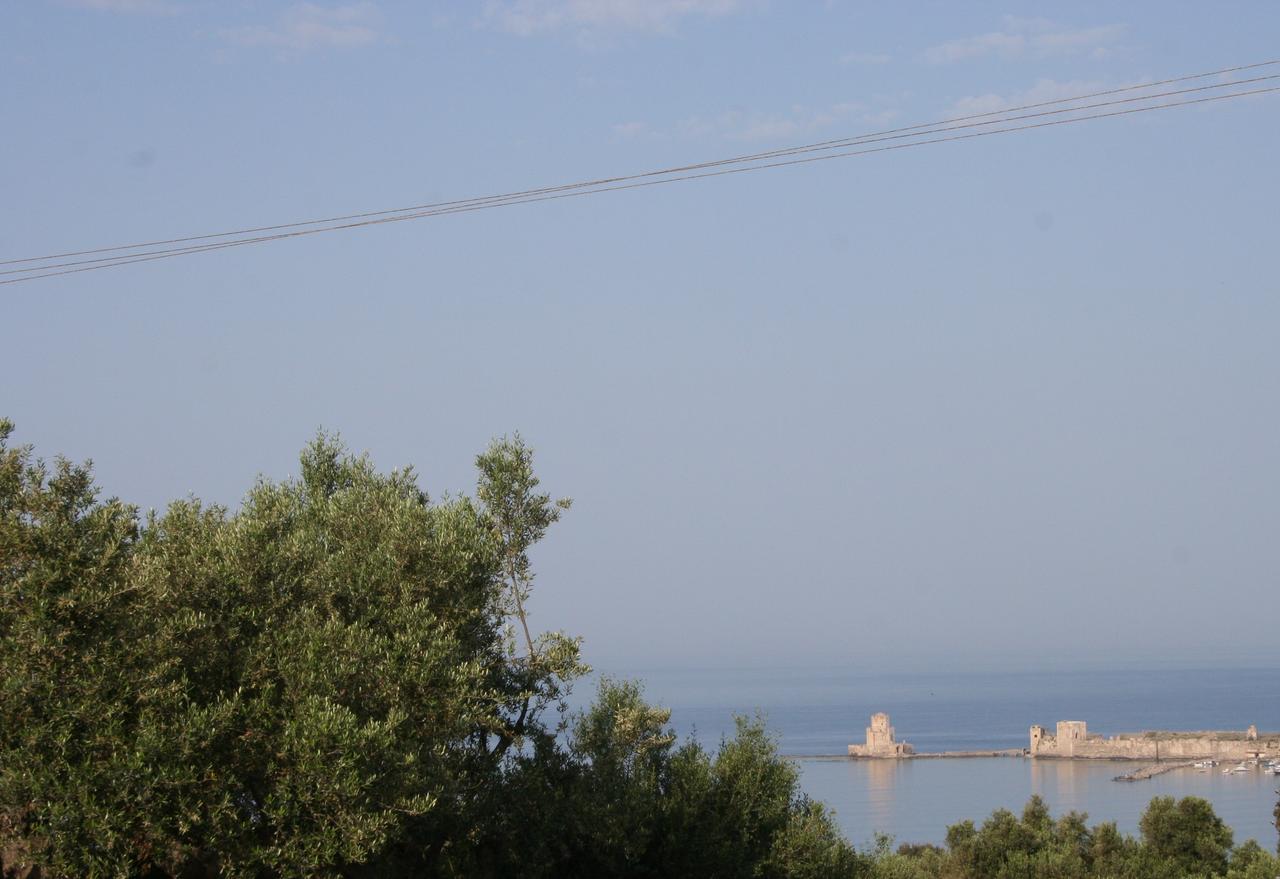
[1114,758,1280,781]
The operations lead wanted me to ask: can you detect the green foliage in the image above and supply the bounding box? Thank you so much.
[1226,840,1280,879]
[1,425,585,876]
[761,799,867,879]
[0,419,144,875]
[469,679,866,879]
[1139,795,1233,876]
[865,795,1266,879]
[475,432,572,663]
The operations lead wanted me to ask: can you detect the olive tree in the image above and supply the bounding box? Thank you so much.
[0,424,583,876]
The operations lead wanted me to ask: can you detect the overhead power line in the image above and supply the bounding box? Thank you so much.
[5,85,1275,286]
[3,62,1277,286]
[7,73,1279,282]
[5,58,1277,270]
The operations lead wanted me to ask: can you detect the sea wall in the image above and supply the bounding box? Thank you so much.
[1030,721,1279,760]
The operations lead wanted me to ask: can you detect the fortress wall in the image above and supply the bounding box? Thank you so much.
[1030,726,1280,760]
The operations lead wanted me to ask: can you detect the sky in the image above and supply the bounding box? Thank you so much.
[3,1,1279,673]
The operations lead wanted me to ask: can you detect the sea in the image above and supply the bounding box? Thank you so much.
[590,665,1280,850]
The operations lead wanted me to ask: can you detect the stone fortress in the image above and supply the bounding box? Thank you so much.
[848,712,915,757]
[1029,720,1279,760]
[844,713,1279,761]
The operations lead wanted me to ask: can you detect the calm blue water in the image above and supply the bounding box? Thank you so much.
[797,757,1280,850]
[592,666,1280,848]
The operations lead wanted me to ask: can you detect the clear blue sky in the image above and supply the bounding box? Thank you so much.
[4,1,1278,671]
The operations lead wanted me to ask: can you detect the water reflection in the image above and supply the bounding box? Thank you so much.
[1031,759,1084,807]
[861,758,901,835]
[800,758,1280,850]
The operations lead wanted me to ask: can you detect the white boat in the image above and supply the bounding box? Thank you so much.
[1193,759,1217,769]
[1225,763,1250,774]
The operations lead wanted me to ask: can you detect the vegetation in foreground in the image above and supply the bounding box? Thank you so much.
[2,419,1278,877]
[871,794,1280,879]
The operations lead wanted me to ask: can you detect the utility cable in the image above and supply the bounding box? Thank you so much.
[2,84,1276,285]
[5,74,1277,279]
[3,58,1276,270]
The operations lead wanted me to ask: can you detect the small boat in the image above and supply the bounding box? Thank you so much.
[1226,763,1250,774]
[1193,759,1217,769]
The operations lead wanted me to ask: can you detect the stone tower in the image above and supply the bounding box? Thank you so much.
[849,712,914,757]
[867,713,894,752]
[1030,725,1046,754]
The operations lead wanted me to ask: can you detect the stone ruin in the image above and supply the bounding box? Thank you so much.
[1029,720,1278,760]
[848,712,914,758]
